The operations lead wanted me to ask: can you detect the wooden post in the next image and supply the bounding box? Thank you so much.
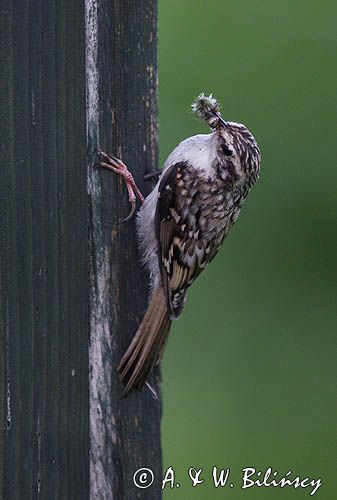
[86,1,162,499]
[0,1,88,498]
[0,1,161,498]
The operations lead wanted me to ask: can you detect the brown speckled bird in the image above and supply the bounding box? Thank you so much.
[98,93,261,397]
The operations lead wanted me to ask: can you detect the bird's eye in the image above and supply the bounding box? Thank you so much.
[222,144,233,156]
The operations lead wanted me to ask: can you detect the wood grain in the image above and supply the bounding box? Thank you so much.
[0,1,161,498]
[86,1,162,499]
[0,0,88,498]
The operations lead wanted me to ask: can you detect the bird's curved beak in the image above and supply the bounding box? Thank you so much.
[215,112,227,128]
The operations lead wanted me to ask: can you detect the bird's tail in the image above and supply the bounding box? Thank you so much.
[118,286,171,397]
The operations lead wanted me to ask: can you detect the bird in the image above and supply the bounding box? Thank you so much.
[98,93,261,397]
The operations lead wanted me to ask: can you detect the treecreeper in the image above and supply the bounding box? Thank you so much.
[98,93,261,397]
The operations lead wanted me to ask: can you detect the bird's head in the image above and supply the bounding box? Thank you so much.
[192,93,261,184]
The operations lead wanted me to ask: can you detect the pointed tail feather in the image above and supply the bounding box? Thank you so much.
[118,286,171,397]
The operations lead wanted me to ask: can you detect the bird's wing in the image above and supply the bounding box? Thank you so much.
[155,162,213,318]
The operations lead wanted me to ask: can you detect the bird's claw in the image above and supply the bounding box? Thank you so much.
[145,381,158,400]
[96,150,144,220]
[122,200,136,222]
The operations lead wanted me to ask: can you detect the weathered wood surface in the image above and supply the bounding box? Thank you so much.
[0,0,88,499]
[86,1,162,499]
[0,1,161,498]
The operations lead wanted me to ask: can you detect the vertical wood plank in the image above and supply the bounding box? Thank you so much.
[1,0,161,497]
[86,1,162,499]
[0,1,88,498]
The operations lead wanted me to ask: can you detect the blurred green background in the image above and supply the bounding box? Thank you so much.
[158,1,336,499]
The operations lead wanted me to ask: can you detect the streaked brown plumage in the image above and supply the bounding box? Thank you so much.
[99,94,261,397]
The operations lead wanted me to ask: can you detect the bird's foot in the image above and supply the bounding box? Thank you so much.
[97,151,144,221]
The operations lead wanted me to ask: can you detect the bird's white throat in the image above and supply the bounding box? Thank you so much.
[162,132,218,178]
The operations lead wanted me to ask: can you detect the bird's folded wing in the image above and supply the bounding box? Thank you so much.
[155,162,212,318]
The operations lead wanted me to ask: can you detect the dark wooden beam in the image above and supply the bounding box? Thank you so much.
[86,1,162,499]
[0,1,161,498]
[0,0,88,498]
